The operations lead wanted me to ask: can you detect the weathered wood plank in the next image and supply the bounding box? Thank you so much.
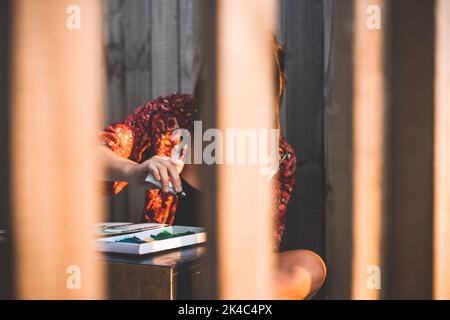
[104,0,201,223]
[215,0,276,299]
[12,0,105,298]
[324,0,353,300]
[151,0,179,96]
[434,0,450,300]
[281,0,326,263]
[106,262,173,299]
[0,0,13,300]
[104,0,129,223]
[104,0,126,124]
[122,0,152,223]
[196,0,218,299]
[123,0,152,110]
[383,0,435,299]
[179,0,201,93]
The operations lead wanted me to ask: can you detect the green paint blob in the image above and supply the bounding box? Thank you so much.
[114,230,196,244]
[150,230,195,241]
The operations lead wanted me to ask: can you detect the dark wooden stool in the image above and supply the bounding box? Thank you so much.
[102,244,206,300]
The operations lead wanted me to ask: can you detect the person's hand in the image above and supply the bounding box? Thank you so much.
[125,155,184,193]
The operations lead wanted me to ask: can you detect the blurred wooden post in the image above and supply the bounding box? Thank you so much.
[216,0,276,299]
[383,0,435,299]
[434,0,450,300]
[11,0,105,299]
[280,0,326,259]
[325,0,354,300]
[196,0,218,299]
[353,0,436,300]
[330,0,440,299]
[352,0,386,300]
[0,0,13,300]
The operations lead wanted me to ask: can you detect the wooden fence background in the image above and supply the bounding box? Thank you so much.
[104,0,202,222]
[0,0,443,300]
[0,0,12,300]
[103,0,331,296]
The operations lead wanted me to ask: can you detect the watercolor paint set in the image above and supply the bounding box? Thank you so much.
[96,225,206,255]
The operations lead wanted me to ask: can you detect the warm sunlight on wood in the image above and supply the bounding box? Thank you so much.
[11,0,105,299]
[352,0,385,300]
[434,0,450,300]
[216,0,276,299]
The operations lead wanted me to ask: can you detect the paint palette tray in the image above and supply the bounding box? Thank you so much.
[96,225,206,255]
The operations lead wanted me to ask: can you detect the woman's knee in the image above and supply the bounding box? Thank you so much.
[298,250,327,292]
[276,250,327,299]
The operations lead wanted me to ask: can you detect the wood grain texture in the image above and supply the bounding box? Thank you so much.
[280,0,326,260]
[327,0,438,300]
[104,0,201,223]
[104,2,330,265]
[104,2,331,299]
[0,0,13,300]
[103,244,206,299]
[179,0,201,93]
[352,0,386,300]
[195,0,218,299]
[122,0,152,222]
[104,0,130,222]
[106,262,174,299]
[216,0,276,299]
[12,0,105,299]
[434,0,450,300]
[324,0,354,300]
[151,0,179,97]
[383,0,435,299]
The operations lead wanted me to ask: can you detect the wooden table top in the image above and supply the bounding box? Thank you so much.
[101,243,207,270]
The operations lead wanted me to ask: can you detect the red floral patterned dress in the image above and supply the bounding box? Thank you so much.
[99,93,296,249]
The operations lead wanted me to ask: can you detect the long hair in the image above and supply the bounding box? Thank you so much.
[272,34,286,132]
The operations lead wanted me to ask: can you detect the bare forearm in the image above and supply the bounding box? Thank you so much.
[95,145,137,182]
[95,144,183,193]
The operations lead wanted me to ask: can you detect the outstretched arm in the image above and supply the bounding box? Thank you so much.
[96,144,183,193]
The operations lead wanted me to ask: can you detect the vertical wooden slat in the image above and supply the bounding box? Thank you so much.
[332,0,437,299]
[197,0,218,299]
[352,0,385,300]
[104,0,129,222]
[104,0,126,125]
[384,0,435,299]
[122,0,152,222]
[151,0,179,97]
[434,0,450,300]
[282,0,326,258]
[123,0,152,110]
[12,0,104,299]
[179,0,201,94]
[323,0,333,77]
[104,1,202,223]
[0,0,13,300]
[325,0,354,300]
[216,0,276,299]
